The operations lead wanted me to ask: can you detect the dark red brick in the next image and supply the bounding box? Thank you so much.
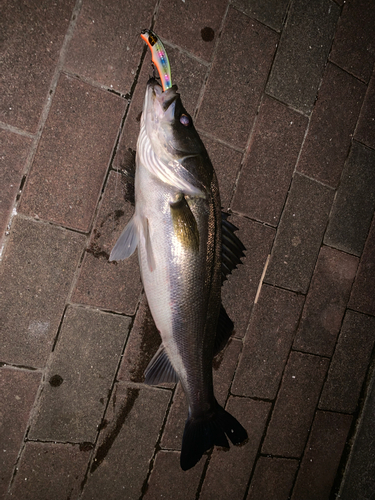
[8,442,89,500]
[19,74,125,231]
[200,397,271,500]
[72,171,142,315]
[0,368,41,498]
[319,310,375,413]
[265,174,335,293]
[262,351,329,458]
[232,284,304,400]
[160,384,186,450]
[329,0,375,83]
[232,0,290,32]
[29,306,130,442]
[222,215,275,338]
[64,0,155,93]
[143,450,204,500]
[323,141,375,256]
[296,63,366,187]
[266,0,340,114]
[0,0,75,133]
[196,8,278,148]
[291,411,352,500]
[0,130,32,245]
[293,246,358,357]
[247,457,299,500]
[0,217,85,368]
[349,216,375,316]
[355,67,375,149]
[82,383,170,500]
[155,0,227,62]
[231,96,307,226]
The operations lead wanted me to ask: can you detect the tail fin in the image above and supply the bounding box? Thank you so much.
[180,402,248,471]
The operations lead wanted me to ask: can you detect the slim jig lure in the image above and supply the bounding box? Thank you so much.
[140,29,172,91]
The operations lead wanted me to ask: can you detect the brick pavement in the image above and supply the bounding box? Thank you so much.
[1,0,375,499]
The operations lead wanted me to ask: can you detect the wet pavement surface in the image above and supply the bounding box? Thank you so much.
[1,0,375,499]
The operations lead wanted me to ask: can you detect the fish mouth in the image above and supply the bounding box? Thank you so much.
[147,77,179,112]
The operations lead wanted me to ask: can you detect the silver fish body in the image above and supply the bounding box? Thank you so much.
[110,79,247,470]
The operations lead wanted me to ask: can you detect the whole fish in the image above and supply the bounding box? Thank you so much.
[110,77,247,470]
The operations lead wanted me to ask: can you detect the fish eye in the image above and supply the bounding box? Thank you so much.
[180,114,190,126]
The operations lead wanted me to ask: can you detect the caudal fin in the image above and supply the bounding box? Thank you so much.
[180,402,248,471]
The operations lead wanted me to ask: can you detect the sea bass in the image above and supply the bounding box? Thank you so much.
[110,78,247,470]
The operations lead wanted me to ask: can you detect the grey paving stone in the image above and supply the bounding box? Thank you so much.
[232,284,304,399]
[82,382,171,500]
[7,442,89,500]
[296,63,366,188]
[291,411,352,500]
[19,74,125,232]
[64,0,155,93]
[199,397,271,500]
[293,246,358,357]
[232,0,290,32]
[0,368,41,498]
[349,215,375,316]
[265,174,335,293]
[196,7,278,148]
[0,130,31,245]
[231,95,308,226]
[29,306,131,443]
[0,0,75,133]
[266,0,340,115]
[0,217,85,368]
[329,0,375,83]
[247,457,299,500]
[319,310,375,414]
[324,141,375,256]
[262,351,329,458]
[355,67,375,150]
[72,172,142,315]
[143,450,204,500]
[155,0,228,62]
[222,215,275,338]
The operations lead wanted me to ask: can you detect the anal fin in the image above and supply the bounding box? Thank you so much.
[144,344,178,385]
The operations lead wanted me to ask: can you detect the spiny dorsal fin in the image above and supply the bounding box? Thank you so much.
[221,212,246,283]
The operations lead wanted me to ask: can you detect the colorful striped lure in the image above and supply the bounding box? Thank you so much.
[140,29,172,91]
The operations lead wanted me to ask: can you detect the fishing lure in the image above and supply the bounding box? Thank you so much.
[140,29,172,91]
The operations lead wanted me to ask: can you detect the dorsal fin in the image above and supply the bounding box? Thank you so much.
[214,304,234,355]
[221,212,246,283]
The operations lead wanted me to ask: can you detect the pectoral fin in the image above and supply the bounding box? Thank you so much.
[109,216,138,261]
[140,217,156,272]
[170,195,199,252]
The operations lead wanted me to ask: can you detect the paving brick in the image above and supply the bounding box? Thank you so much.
[247,457,299,500]
[319,310,375,414]
[199,397,271,500]
[64,0,155,93]
[196,8,278,148]
[0,217,85,368]
[266,0,339,114]
[0,130,31,243]
[323,141,375,256]
[265,174,335,293]
[291,411,352,500]
[262,351,329,458]
[155,0,227,62]
[82,383,170,500]
[231,96,308,226]
[293,246,358,357]
[296,63,366,187]
[232,0,290,32]
[8,441,89,500]
[222,215,275,338]
[329,0,375,83]
[143,450,204,500]
[160,384,186,450]
[0,0,75,133]
[72,172,142,315]
[355,67,375,149]
[349,216,375,316]
[232,284,304,400]
[29,306,130,443]
[0,368,41,498]
[19,74,125,231]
